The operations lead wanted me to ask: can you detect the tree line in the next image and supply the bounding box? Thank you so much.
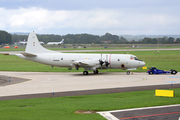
[11,33,180,44]
[0,30,180,44]
[0,30,12,45]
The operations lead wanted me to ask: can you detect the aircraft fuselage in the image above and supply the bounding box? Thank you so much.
[16,53,145,71]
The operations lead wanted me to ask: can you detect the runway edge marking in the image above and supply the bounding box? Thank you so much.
[98,112,119,120]
[97,104,180,120]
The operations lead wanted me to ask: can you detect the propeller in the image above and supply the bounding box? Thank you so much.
[105,55,110,69]
[105,61,110,68]
[99,54,104,70]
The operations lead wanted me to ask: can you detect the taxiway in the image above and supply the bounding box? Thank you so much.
[0,72,180,98]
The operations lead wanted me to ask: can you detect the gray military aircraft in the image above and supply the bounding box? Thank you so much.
[4,32,145,75]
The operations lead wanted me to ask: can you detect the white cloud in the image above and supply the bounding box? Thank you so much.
[0,7,180,35]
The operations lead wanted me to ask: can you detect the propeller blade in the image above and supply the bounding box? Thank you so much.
[105,55,109,69]
[99,54,104,70]
[105,61,110,68]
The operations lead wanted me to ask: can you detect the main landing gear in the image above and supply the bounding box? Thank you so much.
[93,70,99,74]
[83,71,88,75]
[83,70,99,75]
[126,71,133,75]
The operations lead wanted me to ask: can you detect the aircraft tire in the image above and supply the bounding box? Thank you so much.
[83,71,88,75]
[93,70,99,74]
[126,71,130,75]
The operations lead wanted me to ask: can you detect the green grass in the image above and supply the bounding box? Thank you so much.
[0,50,180,72]
[0,88,180,120]
[0,49,180,119]
[0,44,180,51]
[0,48,25,51]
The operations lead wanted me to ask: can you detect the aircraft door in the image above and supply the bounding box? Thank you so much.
[109,54,120,69]
[111,55,126,69]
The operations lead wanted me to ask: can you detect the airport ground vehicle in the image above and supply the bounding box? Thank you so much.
[147,67,177,75]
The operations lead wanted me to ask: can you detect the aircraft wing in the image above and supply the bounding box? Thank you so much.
[21,52,37,57]
[127,68,137,70]
[73,59,99,67]
[73,60,90,66]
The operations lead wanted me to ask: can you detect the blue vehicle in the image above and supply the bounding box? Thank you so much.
[147,67,177,75]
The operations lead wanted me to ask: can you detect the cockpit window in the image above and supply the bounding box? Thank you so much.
[130,55,142,61]
[134,57,139,60]
[134,57,142,61]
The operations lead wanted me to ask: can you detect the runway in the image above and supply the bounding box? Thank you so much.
[0,71,180,100]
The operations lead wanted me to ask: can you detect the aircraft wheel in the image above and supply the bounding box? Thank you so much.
[83,71,88,75]
[126,71,130,75]
[93,70,99,74]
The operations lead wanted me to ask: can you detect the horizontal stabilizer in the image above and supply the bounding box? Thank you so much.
[3,53,16,55]
[21,52,37,57]
[3,53,10,55]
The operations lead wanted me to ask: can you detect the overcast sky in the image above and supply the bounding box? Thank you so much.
[0,0,180,35]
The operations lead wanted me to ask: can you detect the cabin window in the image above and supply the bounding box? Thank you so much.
[61,58,63,60]
[118,59,120,61]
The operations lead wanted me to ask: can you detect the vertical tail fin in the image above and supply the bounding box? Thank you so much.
[25,32,58,54]
[60,39,64,44]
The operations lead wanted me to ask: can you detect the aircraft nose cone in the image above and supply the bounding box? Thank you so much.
[141,61,146,66]
[138,61,145,67]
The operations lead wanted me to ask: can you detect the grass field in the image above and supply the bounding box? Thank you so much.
[0,89,180,120]
[0,50,180,72]
[0,49,180,119]
[0,44,180,51]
